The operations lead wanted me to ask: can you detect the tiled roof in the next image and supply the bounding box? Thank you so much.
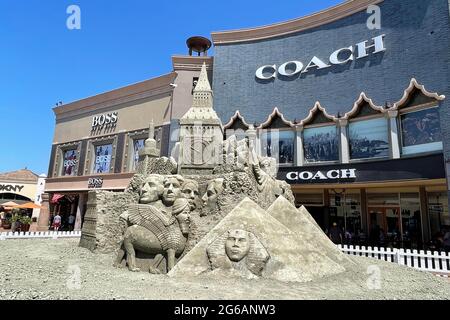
[0,169,39,184]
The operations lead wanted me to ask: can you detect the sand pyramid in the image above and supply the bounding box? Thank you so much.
[267,196,353,266]
[169,197,347,282]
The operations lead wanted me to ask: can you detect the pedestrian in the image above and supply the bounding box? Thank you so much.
[443,229,450,252]
[52,213,62,231]
[68,214,75,231]
[0,206,4,228]
[328,222,343,245]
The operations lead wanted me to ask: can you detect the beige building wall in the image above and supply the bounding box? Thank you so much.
[0,180,37,201]
[53,94,172,144]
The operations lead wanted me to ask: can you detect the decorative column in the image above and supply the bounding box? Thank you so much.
[37,193,51,231]
[419,186,430,244]
[360,188,368,235]
[295,126,304,166]
[137,121,161,175]
[74,193,86,231]
[387,110,401,159]
[339,119,350,164]
[255,129,262,157]
[246,125,257,150]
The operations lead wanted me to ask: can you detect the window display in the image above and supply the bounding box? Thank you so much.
[349,118,389,160]
[400,193,422,248]
[93,144,113,173]
[303,125,339,162]
[329,191,361,238]
[131,139,145,171]
[62,149,78,176]
[260,130,294,164]
[401,107,442,155]
[427,192,450,237]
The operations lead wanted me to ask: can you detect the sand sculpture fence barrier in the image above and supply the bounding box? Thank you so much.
[339,244,450,277]
[0,231,82,240]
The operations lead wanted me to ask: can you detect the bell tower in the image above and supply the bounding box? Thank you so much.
[179,62,223,174]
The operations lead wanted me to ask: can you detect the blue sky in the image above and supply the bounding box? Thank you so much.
[0,0,343,175]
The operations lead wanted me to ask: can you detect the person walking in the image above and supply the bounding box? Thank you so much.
[443,229,450,252]
[52,213,62,231]
[68,214,75,231]
[328,222,343,245]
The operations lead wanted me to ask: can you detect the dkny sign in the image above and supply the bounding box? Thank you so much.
[0,184,25,193]
[256,34,386,80]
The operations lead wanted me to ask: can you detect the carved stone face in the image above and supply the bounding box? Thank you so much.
[202,179,223,208]
[162,177,182,206]
[139,176,163,204]
[176,207,191,235]
[202,186,217,207]
[181,180,199,210]
[260,159,271,174]
[225,229,250,262]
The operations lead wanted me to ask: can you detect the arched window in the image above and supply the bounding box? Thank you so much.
[223,111,250,141]
[344,93,389,160]
[393,79,445,156]
[300,103,339,163]
[259,108,295,165]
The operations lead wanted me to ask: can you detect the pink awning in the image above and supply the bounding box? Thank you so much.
[50,194,65,204]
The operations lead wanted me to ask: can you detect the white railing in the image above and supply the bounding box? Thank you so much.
[0,231,82,240]
[338,244,450,277]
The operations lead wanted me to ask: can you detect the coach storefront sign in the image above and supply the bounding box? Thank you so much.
[278,154,446,185]
[287,169,357,182]
[256,34,386,80]
[0,184,25,193]
[88,178,103,189]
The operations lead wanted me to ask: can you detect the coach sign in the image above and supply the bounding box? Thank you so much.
[286,169,357,182]
[256,34,386,80]
[278,154,446,185]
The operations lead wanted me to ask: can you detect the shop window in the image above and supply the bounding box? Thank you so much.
[329,191,362,237]
[303,125,339,163]
[349,118,389,160]
[367,193,422,249]
[400,107,443,155]
[260,130,294,165]
[400,193,422,248]
[61,149,78,176]
[427,192,450,238]
[130,138,145,171]
[92,144,113,174]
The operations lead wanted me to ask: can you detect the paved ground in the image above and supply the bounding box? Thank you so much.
[0,238,449,300]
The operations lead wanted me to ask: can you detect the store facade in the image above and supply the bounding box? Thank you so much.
[0,169,46,228]
[211,0,450,248]
[42,55,213,231]
[44,0,450,248]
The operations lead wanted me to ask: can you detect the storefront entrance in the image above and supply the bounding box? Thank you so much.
[50,194,82,231]
[368,207,401,247]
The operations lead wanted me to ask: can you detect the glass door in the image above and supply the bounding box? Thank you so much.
[368,207,401,247]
